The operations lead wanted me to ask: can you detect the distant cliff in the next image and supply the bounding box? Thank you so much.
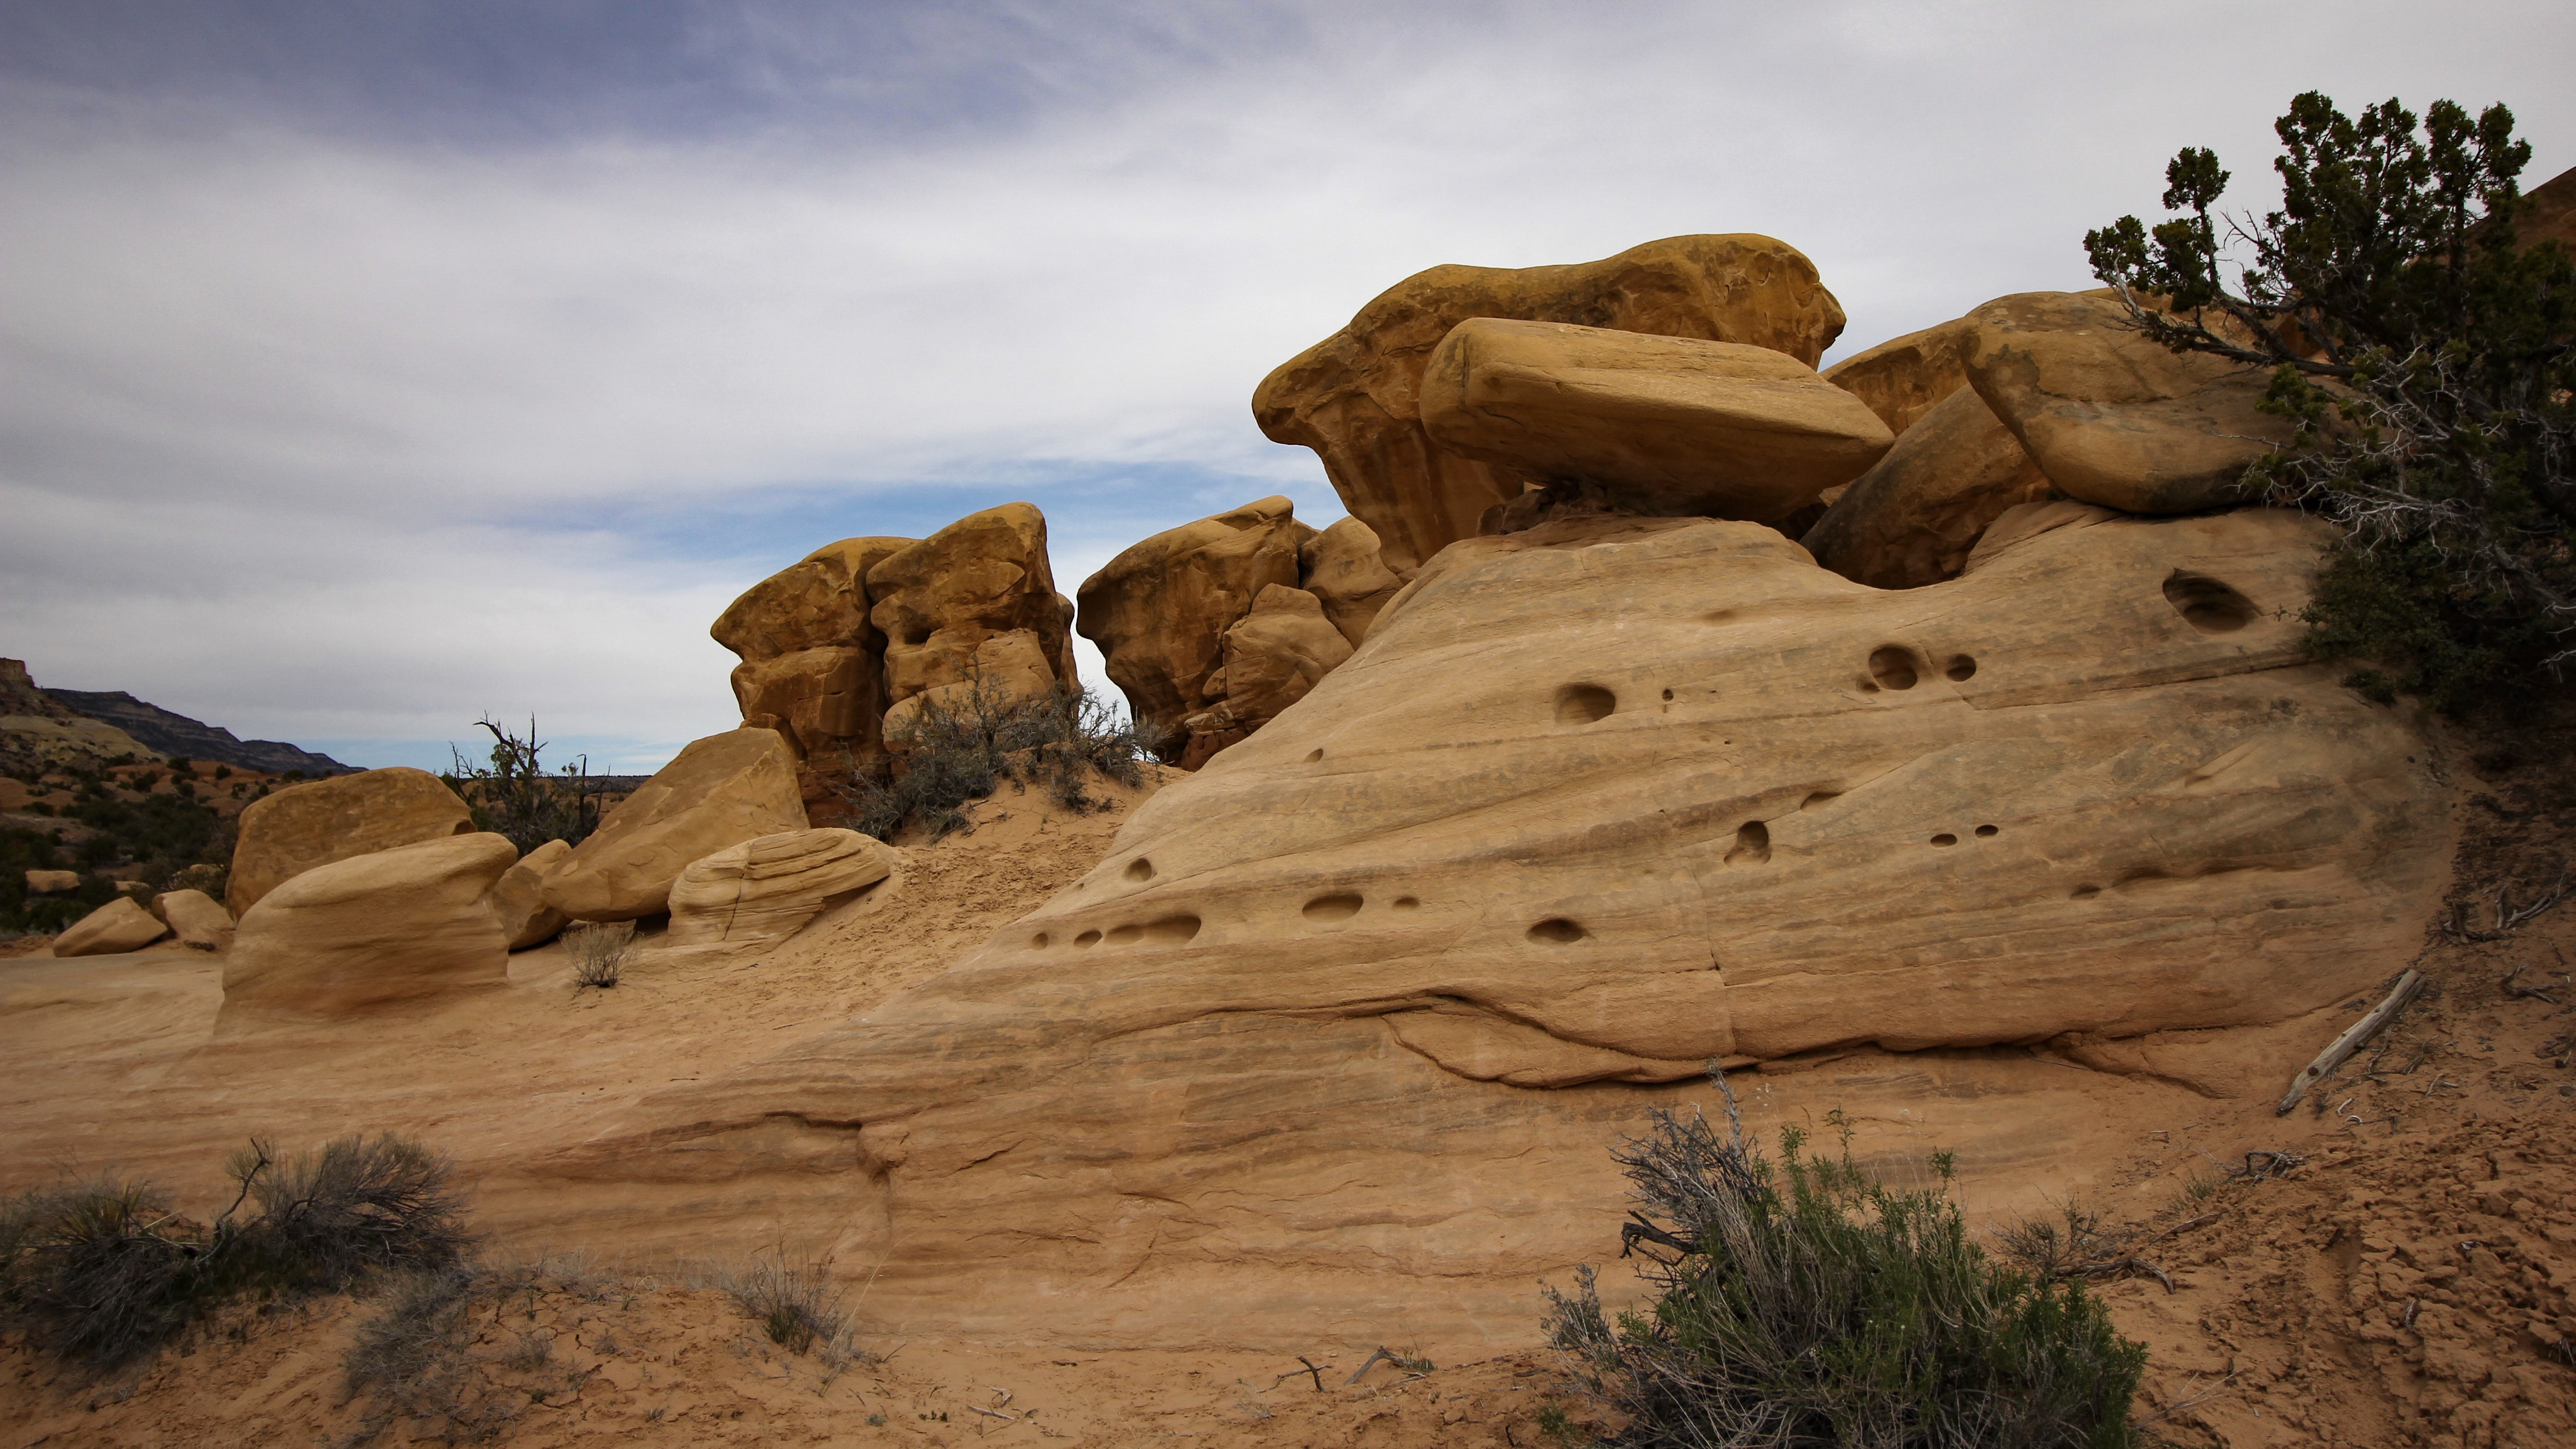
[40,686,356,777]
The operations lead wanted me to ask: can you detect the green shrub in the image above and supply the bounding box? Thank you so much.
[0,1134,472,1369]
[1543,1081,2145,1448]
[442,717,601,853]
[831,678,1165,842]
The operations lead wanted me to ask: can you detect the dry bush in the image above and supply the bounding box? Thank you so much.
[565,921,634,990]
[831,677,1165,842]
[720,1251,860,1363]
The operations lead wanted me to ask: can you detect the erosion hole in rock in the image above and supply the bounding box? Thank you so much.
[1975,824,1999,838]
[1555,684,1616,725]
[1124,858,1156,883]
[2071,885,2101,899]
[1868,646,1921,691]
[1074,930,1102,947]
[1302,892,1363,923]
[2163,571,2255,634]
[1930,833,1959,847]
[1144,915,1202,944]
[1108,924,1144,945]
[1030,932,1049,949]
[1392,896,1420,909]
[1801,792,1842,811]
[1724,820,1771,866]
[1305,749,1324,763]
[1661,688,1675,701]
[1527,917,1587,944]
[1945,654,1978,682]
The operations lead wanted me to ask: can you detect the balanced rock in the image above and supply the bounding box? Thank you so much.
[23,869,78,895]
[151,888,236,951]
[714,536,914,761]
[50,895,171,957]
[1255,234,1848,575]
[482,838,571,951]
[868,504,1077,713]
[227,767,474,916]
[880,631,1060,742]
[1298,517,1404,647]
[539,729,806,922]
[224,833,517,1016]
[1821,315,1976,435]
[730,647,878,762]
[1802,384,2053,588]
[1420,319,1895,523]
[1075,497,1314,746]
[1965,291,2294,513]
[548,504,2445,1346]
[666,828,899,948]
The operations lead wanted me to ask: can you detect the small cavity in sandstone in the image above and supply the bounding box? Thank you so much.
[1144,915,1202,943]
[1946,654,1978,682]
[1556,683,1616,724]
[1392,896,1420,909]
[1075,930,1102,947]
[1868,646,1921,690]
[1725,820,1771,866]
[2163,571,2255,634]
[1305,749,1324,763]
[1931,833,1958,847]
[1303,893,1363,922]
[1975,824,1999,838]
[1527,917,1587,944]
[1030,932,1049,949]
[1125,858,1156,883]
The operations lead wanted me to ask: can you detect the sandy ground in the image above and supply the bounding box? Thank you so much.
[3,750,2573,1447]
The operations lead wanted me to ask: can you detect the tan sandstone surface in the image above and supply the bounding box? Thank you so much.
[224,766,475,915]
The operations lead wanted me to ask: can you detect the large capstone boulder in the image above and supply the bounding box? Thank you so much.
[1802,383,2053,589]
[539,729,806,922]
[50,895,171,957]
[665,828,900,949]
[222,833,518,1016]
[1254,234,1848,575]
[868,504,1078,713]
[1964,291,2294,513]
[227,767,474,916]
[1419,319,1893,523]
[1075,496,1314,746]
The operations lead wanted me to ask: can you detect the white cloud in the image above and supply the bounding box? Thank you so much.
[3,0,2568,767]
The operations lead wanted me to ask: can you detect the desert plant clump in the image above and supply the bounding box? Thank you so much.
[1542,1079,2146,1448]
[829,675,1167,842]
[0,1134,472,1370]
[719,1251,859,1362]
[564,920,634,990]
[441,716,602,853]
[2085,91,2573,710]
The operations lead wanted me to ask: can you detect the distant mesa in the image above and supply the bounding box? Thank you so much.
[40,685,357,778]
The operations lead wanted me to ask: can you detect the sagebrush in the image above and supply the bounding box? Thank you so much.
[1544,1080,2145,1448]
[830,677,1164,842]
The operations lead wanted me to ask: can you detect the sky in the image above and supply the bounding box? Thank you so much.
[3,1,2569,774]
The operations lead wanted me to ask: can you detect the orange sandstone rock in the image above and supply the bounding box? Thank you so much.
[226,767,474,916]
[1802,383,2053,588]
[50,895,171,957]
[540,730,806,922]
[666,828,899,949]
[1075,496,1313,746]
[223,833,517,1016]
[868,504,1078,710]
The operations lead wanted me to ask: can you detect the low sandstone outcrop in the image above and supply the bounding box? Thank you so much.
[23,869,78,895]
[868,504,1078,712]
[1964,291,2294,513]
[1298,517,1404,647]
[665,828,900,948]
[1821,315,1976,435]
[482,837,571,951]
[224,833,517,1016]
[226,767,474,916]
[50,896,171,957]
[151,888,235,951]
[539,729,806,922]
[1420,319,1894,523]
[1075,497,1312,745]
[1254,234,1848,575]
[551,504,2447,1345]
[1802,384,2053,588]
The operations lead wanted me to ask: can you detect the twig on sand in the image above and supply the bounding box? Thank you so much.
[2502,965,2568,1004]
[1293,1357,1326,1391]
[2277,970,2424,1115]
[2444,873,2567,941]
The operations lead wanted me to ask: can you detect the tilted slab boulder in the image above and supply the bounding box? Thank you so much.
[151,888,235,951]
[1802,383,2053,589]
[1965,291,2295,513]
[868,504,1078,710]
[1075,496,1312,746]
[227,767,473,916]
[51,895,171,957]
[666,828,900,948]
[1821,314,1976,435]
[540,729,806,922]
[1420,319,1894,523]
[1255,234,1847,575]
[1298,516,1404,648]
[481,837,571,951]
[223,833,518,1016]
[544,504,2447,1347]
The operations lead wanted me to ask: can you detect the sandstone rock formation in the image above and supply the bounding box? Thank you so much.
[878,630,1060,742]
[1420,319,1894,523]
[1177,585,1354,768]
[868,504,1078,711]
[50,895,171,957]
[1075,497,1314,746]
[540,729,806,922]
[151,888,235,951]
[482,837,571,951]
[1254,234,1848,574]
[227,767,474,916]
[1298,516,1404,646]
[1820,315,1976,435]
[714,535,915,764]
[1801,384,2054,588]
[22,869,78,895]
[666,828,900,948]
[1964,291,2294,514]
[224,833,518,1016]
[552,504,2446,1344]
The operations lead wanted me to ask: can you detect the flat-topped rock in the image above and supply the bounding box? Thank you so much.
[223,833,518,1016]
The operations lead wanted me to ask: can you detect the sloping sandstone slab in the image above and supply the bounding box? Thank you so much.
[1802,383,2053,588]
[547,507,2448,1346]
[541,729,806,922]
[227,767,474,916]
[223,833,518,1017]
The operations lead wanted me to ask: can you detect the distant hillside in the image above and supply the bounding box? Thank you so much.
[41,688,357,778]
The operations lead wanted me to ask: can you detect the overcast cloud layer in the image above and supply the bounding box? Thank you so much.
[3,0,2568,772]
